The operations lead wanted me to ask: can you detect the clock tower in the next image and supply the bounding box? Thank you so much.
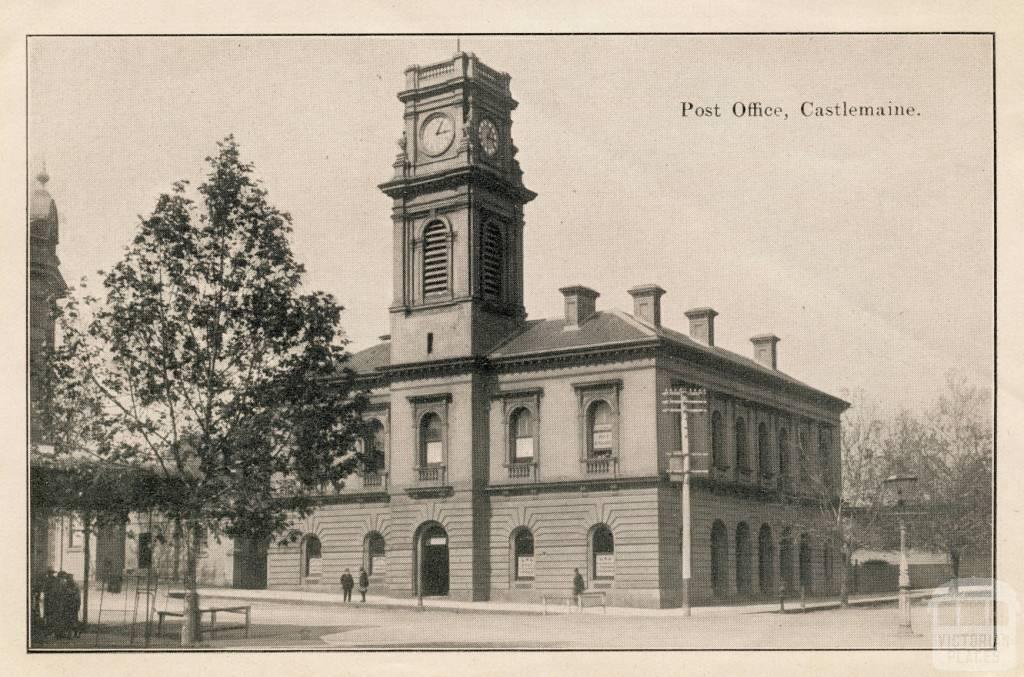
[380,52,536,365]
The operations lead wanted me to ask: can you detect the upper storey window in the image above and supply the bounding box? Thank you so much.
[420,412,444,466]
[510,407,535,463]
[587,401,615,458]
[422,221,449,297]
[481,220,504,301]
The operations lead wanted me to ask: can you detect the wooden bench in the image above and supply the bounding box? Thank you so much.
[541,591,607,614]
[156,592,251,638]
[577,591,607,613]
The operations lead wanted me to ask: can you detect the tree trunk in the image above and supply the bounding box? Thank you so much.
[180,524,201,646]
[81,512,91,627]
[839,547,853,608]
[950,549,961,595]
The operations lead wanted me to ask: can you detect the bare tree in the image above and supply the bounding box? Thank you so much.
[893,372,993,587]
[794,390,890,606]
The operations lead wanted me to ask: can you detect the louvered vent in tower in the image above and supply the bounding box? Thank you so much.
[422,221,449,296]
[481,221,503,301]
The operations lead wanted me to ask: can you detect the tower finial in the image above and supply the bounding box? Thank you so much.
[36,159,49,187]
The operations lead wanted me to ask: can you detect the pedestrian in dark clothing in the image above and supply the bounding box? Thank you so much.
[340,568,354,602]
[42,569,58,636]
[358,567,369,603]
[573,568,586,608]
[63,573,82,637]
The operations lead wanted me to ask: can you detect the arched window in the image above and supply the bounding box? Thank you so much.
[513,529,535,580]
[799,533,813,593]
[481,220,504,301]
[509,408,535,463]
[777,427,790,479]
[363,419,386,474]
[798,429,809,482]
[587,401,614,458]
[758,422,772,478]
[301,535,322,579]
[758,524,774,595]
[735,522,752,595]
[710,520,729,597]
[819,425,833,489]
[365,532,386,577]
[735,417,749,471]
[591,525,615,580]
[422,221,449,297]
[419,413,444,466]
[779,529,794,593]
[710,411,725,468]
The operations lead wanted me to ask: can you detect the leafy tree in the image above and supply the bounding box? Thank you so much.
[38,136,368,644]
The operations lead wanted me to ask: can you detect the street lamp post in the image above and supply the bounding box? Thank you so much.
[883,473,918,635]
[663,387,707,616]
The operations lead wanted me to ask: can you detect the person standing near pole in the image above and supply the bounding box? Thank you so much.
[358,567,369,603]
[340,568,354,603]
[573,568,586,608]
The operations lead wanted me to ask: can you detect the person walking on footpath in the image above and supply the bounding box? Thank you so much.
[358,566,369,603]
[573,568,586,609]
[340,568,354,603]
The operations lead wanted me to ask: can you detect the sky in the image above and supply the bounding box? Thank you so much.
[27,35,994,414]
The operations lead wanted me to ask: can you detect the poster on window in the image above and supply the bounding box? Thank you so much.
[308,557,323,577]
[515,437,534,459]
[425,441,443,465]
[517,556,535,579]
[592,431,613,449]
[371,555,386,577]
[595,553,615,578]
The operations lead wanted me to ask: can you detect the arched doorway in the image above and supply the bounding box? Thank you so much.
[710,520,728,598]
[758,525,774,595]
[416,523,449,596]
[233,536,270,589]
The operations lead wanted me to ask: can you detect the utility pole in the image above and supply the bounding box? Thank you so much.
[663,387,707,616]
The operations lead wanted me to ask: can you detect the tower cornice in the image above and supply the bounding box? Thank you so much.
[379,164,536,203]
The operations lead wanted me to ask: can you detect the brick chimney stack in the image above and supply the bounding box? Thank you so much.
[684,307,718,346]
[559,286,600,329]
[628,284,666,328]
[751,334,781,369]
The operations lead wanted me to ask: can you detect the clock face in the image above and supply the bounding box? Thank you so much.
[478,118,499,157]
[419,112,456,157]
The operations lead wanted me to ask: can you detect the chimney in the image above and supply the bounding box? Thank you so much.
[628,284,666,327]
[684,307,718,346]
[751,334,780,369]
[559,286,600,329]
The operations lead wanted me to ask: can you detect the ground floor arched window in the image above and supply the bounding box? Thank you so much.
[758,524,774,595]
[779,529,794,593]
[302,534,322,579]
[591,525,614,580]
[513,528,535,580]
[799,533,812,593]
[365,532,386,577]
[735,522,752,596]
[710,520,729,597]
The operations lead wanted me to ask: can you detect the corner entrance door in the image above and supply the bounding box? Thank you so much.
[419,524,449,596]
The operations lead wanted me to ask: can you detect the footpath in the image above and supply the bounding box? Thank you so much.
[193,585,938,618]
